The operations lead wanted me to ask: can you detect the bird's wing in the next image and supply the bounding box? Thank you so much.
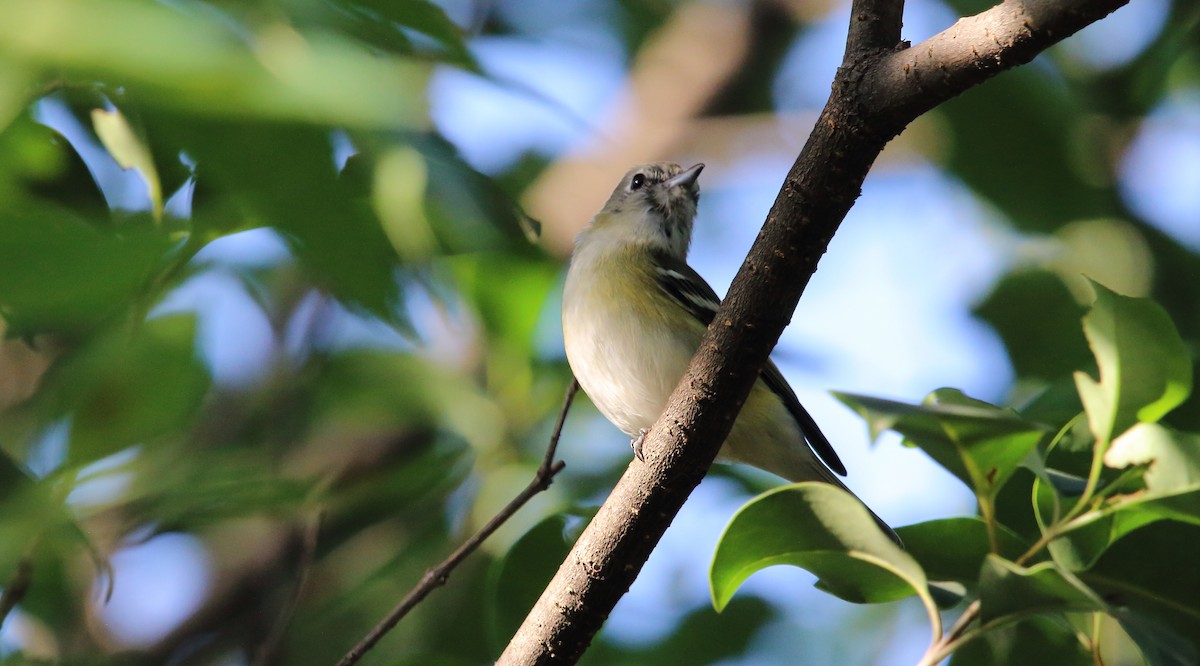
[650,253,846,476]
[759,359,846,476]
[651,253,719,326]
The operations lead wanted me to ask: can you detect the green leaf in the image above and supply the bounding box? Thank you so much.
[949,616,1092,666]
[487,511,591,651]
[974,270,1091,382]
[1114,609,1200,666]
[935,65,1113,233]
[896,518,1029,591]
[1083,522,1200,664]
[348,0,476,69]
[710,483,940,641]
[0,205,168,337]
[41,315,211,464]
[977,555,1107,625]
[168,120,409,326]
[91,106,162,221]
[1104,423,1200,493]
[1074,284,1192,445]
[1051,423,1200,570]
[0,0,428,129]
[836,389,1048,500]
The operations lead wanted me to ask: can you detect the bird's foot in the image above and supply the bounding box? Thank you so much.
[630,428,648,462]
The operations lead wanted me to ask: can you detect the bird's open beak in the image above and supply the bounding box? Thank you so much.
[664,163,704,190]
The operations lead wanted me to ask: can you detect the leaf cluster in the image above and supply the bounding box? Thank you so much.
[710,285,1200,665]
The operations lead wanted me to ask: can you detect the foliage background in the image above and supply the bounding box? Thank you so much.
[0,0,1197,664]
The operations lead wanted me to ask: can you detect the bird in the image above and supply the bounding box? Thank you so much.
[561,161,897,542]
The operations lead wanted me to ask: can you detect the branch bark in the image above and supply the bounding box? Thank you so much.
[499,0,1128,663]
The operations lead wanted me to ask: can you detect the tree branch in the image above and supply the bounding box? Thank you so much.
[864,0,1131,122]
[845,0,905,57]
[498,0,1128,663]
[337,380,578,666]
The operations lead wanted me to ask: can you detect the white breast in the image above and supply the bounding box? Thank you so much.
[562,237,698,437]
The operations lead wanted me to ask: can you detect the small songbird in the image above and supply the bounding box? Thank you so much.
[562,162,896,540]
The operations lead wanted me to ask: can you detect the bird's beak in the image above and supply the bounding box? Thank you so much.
[664,163,704,190]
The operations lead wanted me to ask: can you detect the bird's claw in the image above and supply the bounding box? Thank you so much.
[630,428,648,462]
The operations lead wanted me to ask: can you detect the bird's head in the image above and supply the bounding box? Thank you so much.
[590,162,704,259]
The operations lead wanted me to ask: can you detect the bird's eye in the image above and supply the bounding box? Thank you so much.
[630,173,646,190]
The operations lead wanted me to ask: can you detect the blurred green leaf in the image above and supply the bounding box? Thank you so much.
[91,106,162,220]
[1075,283,1191,445]
[373,145,437,261]
[416,134,535,252]
[0,0,428,129]
[581,597,776,666]
[453,253,559,354]
[710,483,938,644]
[935,66,1116,232]
[896,518,1029,591]
[314,350,504,452]
[836,389,1048,502]
[974,270,1091,383]
[977,555,1106,624]
[170,119,409,325]
[43,315,210,464]
[1,113,110,220]
[0,205,168,337]
[128,448,311,531]
[347,0,476,69]
[0,456,110,617]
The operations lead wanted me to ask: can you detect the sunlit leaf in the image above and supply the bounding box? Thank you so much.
[91,106,162,221]
[1074,283,1191,445]
[373,146,436,261]
[710,483,939,643]
[1052,424,1200,570]
[1105,423,1200,492]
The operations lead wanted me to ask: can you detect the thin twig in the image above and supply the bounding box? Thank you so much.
[336,379,579,666]
[252,509,326,666]
[0,557,33,630]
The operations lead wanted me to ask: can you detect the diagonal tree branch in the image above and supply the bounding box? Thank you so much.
[498,0,1128,663]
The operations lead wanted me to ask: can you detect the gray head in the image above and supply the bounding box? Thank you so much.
[592,162,704,259]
